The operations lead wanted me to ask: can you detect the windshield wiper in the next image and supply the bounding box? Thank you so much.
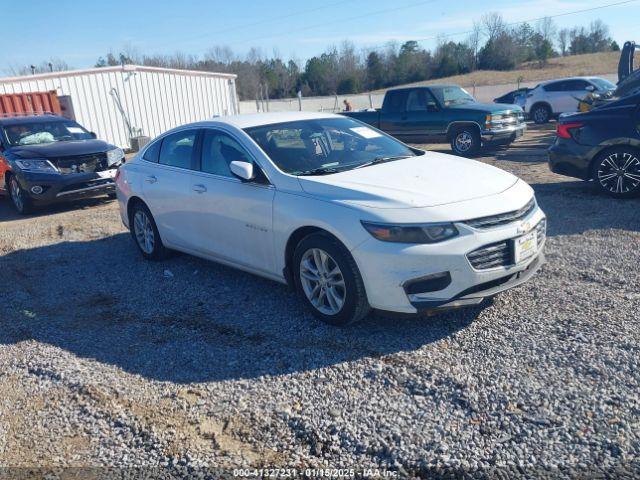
[296,166,342,176]
[354,155,410,170]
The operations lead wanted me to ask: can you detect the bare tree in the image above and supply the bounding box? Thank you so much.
[481,12,506,41]
[557,28,570,56]
[466,21,483,70]
[536,17,557,42]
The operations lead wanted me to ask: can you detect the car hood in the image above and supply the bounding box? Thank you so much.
[448,102,523,113]
[9,139,113,159]
[297,152,519,209]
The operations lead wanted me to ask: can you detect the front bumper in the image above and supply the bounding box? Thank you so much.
[481,123,526,144]
[351,205,546,314]
[16,168,117,204]
[548,140,594,180]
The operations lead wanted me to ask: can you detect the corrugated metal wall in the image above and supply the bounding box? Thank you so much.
[0,65,238,149]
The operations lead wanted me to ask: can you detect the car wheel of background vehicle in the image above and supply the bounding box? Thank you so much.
[8,175,32,215]
[130,202,168,260]
[531,104,551,124]
[450,127,480,156]
[591,147,640,198]
[293,232,370,326]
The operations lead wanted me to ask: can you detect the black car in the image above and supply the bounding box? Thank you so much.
[493,88,530,105]
[0,114,124,214]
[548,93,640,198]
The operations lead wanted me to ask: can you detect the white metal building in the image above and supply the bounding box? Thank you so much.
[0,65,239,149]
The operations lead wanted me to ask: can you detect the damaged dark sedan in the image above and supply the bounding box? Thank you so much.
[0,114,124,214]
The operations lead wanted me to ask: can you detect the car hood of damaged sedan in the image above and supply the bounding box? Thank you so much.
[296,151,519,209]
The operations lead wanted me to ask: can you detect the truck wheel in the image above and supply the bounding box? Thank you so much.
[450,127,480,157]
[531,104,551,124]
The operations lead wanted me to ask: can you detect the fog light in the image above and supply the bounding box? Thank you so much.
[30,185,44,195]
[404,271,452,295]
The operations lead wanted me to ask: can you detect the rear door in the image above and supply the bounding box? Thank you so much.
[188,128,276,273]
[140,129,199,249]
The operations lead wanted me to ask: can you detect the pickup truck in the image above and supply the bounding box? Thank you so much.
[341,84,526,156]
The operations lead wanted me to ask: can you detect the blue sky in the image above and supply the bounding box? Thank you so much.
[2,0,636,73]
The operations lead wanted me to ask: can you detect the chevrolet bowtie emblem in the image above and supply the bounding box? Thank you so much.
[518,221,532,234]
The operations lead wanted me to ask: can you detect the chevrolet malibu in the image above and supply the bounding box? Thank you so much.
[116,112,546,325]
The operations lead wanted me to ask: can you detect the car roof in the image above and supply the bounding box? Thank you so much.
[183,111,345,130]
[0,114,68,126]
[538,76,605,86]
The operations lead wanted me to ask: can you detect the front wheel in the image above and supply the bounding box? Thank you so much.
[293,233,370,326]
[450,127,481,156]
[591,147,640,198]
[8,175,33,215]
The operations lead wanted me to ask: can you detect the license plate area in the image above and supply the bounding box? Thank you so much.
[513,230,537,264]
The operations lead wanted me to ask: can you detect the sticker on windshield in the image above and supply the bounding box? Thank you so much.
[66,126,85,134]
[350,127,382,139]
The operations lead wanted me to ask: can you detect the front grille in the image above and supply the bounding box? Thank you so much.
[51,153,108,174]
[467,241,512,270]
[463,198,536,229]
[58,178,114,194]
[467,218,546,271]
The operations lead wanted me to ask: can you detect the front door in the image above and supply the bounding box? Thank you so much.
[401,89,446,142]
[188,129,275,274]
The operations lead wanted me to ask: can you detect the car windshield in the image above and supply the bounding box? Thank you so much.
[244,117,418,175]
[431,86,476,106]
[2,120,94,146]
[590,78,616,90]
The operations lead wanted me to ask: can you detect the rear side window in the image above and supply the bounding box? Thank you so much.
[142,140,160,162]
[158,130,197,169]
[543,82,564,92]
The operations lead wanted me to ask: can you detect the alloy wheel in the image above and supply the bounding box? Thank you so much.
[133,210,155,254]
[597,151,640,195]
[10,177,24,212]
[455,131,473,152]
[299,248,346,315]
[533,107,548,123]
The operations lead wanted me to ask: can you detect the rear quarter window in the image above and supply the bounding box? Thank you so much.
[142,140,160,162]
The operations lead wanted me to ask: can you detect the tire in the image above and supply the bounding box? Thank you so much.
[293,232,370,326]
[531,104,551,124]
[129,202,168,260]
[8,174,33,215]
[591,147,640,198]
[450,127,481,157]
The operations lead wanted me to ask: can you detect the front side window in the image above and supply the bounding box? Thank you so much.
[2,120,94,146]
[430,86,475,106]
[201,130,251,177]
[589,78,616,90]
[158,130,197,169]
[245,117,418,176]
[563,80,590,91]
[543,82,564,92]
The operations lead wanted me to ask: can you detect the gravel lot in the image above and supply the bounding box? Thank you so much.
[0,125,639,477]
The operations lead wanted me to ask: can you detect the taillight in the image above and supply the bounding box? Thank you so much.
[556,122,584,139]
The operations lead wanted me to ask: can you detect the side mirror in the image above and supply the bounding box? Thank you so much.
[585,85,595,92]
[230,160,255,181]
[89,131,98,139]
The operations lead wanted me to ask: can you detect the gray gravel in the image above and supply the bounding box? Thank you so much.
[0,125,639,477]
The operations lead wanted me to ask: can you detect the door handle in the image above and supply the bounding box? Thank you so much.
[192,184,207,194]
[145,175,157,184]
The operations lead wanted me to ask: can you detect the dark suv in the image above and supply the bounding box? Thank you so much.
[548,93,640,198]
[0,115,124,214]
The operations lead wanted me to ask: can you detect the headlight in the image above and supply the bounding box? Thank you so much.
[14,159,58,173]
[361,221,459,244]
[106,148,125,166]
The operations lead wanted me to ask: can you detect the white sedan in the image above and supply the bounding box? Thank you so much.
[116,112,546,325]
